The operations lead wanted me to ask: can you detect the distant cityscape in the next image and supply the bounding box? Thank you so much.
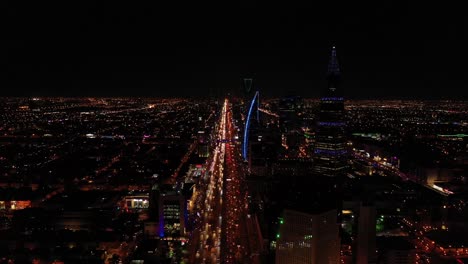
[1,49,468,264]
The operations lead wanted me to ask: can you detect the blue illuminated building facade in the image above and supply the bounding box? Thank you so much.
[243,91,260,161]
[313,47,348,177]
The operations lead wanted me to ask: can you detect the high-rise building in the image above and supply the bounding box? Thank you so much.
[196,130,210,158]
[313,46,348,177]
[248,128,280,176]
[243,90,260,162]
[276,208,340,264]
[156,186,187,238]
[241,77,254,98]
[355,203,377,264]
[279,96,303,158]
[240,77,256,119]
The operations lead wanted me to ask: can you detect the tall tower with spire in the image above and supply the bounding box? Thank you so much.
[313,46,348,177]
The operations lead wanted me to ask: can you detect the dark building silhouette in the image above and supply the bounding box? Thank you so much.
[313,46,348,177]
[279,96,303,158]
[276,208,340,264]
[355,202,377,264]
[241,78,254,98]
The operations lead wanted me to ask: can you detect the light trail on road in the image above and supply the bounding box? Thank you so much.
[187,99,228,263]
[187,99,260,264]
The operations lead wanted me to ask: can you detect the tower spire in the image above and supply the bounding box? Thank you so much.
[327,46,340,76]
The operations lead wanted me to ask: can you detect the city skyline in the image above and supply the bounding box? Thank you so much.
[6,1,468,99]
[1,61,468,263]
[4,2,468,263]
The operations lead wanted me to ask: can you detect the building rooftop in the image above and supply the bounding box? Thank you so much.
[281,175,339,215]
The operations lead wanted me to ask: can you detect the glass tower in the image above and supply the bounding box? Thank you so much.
[313,47,348,177]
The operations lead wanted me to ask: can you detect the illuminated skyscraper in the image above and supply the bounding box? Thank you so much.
[313,47,348,177]
[196,130,210,158]
[155,186,187,238]
[243,90,260,162]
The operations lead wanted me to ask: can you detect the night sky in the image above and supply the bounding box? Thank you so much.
[6,1,468,99]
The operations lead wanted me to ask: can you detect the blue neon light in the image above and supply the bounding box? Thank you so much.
[327,46,340,75]
[159,212,165,238]
[318,122,345,127]
[243,91,259,160]
[321,97,344,101]
[314,149,347,156]
[256,93,260,121]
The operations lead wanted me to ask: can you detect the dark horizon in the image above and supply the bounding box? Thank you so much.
[2,94,467,101]
[2,94,468,100]
[6,1,468,99]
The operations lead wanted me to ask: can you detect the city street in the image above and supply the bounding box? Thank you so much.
[187,99,258,264]
[188,100,228,263]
